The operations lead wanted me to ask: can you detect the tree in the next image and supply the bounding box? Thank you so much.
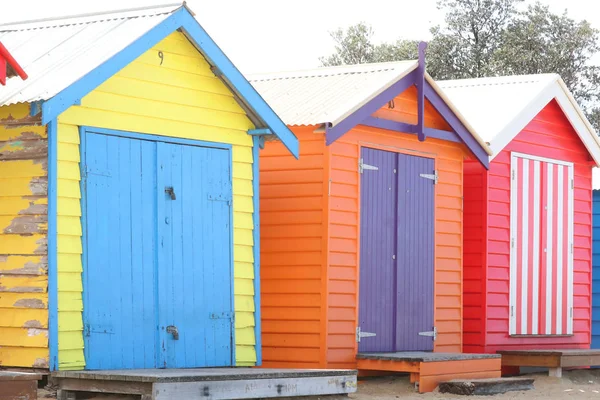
[319,0,600,131]
[427,0,523,79]
[492,3,600,123]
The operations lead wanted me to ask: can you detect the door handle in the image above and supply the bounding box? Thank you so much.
[166,325,179,340]
[165,187,176,200]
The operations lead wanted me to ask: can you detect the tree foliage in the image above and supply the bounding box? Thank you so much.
[319,0,600,130]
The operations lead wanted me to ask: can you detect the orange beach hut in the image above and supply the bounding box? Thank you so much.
[249,53,501,392]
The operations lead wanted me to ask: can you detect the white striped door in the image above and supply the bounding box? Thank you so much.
[509,152,574,336]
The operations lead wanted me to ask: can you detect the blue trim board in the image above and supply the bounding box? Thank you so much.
[40,6,298,158]
[47,120,59,371]
[81,126,232,150]
[228,140,237,366]
[592,190,600,350]
[78,127,90,366]
[252,136,262,366]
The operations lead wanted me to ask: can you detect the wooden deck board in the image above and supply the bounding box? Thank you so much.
[53,368,358,399]
[497,349,600,377]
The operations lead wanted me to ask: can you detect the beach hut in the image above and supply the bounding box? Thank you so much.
[249,53,504,392]
[0,3,298,372]
[437,75,600,364]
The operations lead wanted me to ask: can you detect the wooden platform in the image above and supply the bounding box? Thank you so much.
[53,368,357,399]
[498,349,600,378]
[0,371,42,400]
[356,352,502,393]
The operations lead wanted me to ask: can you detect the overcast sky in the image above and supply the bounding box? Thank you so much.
[1,0,598,74]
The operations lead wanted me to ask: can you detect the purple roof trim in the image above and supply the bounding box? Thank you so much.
[416,42,427,142]
[361,117,461,143]
[423,83,489,168]
[325,69,418,145]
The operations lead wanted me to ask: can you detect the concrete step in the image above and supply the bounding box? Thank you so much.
[438,377,534,396]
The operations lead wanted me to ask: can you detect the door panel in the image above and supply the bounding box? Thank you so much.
[84,132,234,369]
[396,154,435,351]
[358,148,398,352]
[84,134,158,369]
[157,142,234,368]
[509,154,574,336]
[358,148,436,353]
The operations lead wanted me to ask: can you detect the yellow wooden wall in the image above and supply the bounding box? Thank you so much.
[0,103,49,368]
[56,32,257,369]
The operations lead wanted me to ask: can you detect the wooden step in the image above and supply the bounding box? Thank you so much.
[439,377,535,396]
[0,371,42,400]
[53,368,357,400]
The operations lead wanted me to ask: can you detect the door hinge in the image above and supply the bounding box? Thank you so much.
[512,169,515,180]
[511,306,514,317]
[356,327,376,342]
[511,237,515,248]
[571,179,574,189]
[419,171,438,184]
[418,326,437,341]
[359,158,378,174]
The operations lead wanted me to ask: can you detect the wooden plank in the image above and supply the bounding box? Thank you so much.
[420,358,502,376]
[356,358,420,373]
[58,378,152,395]
[153,375,357,400]
[499,354,561,368]
[419,370,502,393]
[0,379,38,400]
[561,354,600,367]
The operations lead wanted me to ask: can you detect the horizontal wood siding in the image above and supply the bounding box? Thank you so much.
[463,161,487,353]
[327,86,469,367]
[260,127,326,368]
[56,32,257,369]
[0,103,49,368]
[485,100,592,351]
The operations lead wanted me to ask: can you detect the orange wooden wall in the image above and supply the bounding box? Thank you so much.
[462,100,593,352]
[260,85,473,368]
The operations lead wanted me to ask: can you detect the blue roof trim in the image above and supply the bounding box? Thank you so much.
[41,6,299,158]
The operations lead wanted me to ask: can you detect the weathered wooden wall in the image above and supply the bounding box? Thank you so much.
[0,102,49,368]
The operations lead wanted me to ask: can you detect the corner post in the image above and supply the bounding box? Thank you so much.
[416,41,427,142]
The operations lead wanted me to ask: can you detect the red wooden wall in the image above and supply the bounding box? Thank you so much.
[463,100,593,352]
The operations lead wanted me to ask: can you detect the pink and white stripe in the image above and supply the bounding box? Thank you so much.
[509,153,574,336]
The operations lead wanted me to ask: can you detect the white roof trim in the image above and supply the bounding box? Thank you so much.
[485,76,600,166]
[426,74,492,156]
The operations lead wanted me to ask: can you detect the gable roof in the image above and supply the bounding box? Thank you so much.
[249,61,419,127]
[248,61,491,160]
[438,74,600,166]
[0,3,298,157]
[0,42,28,85]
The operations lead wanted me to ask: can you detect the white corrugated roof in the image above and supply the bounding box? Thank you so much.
[438,74,556,144]
[0,3,182,106]
[437,74,600,166]
[248,61,418,127]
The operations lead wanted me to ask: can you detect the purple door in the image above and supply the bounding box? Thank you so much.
[358,148,435,352]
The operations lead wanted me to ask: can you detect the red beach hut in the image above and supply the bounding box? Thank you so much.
[438,74,600,369]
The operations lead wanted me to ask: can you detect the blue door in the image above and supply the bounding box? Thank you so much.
[358,148,435,353]
[83,132,233,369]
[157,142,233,368]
